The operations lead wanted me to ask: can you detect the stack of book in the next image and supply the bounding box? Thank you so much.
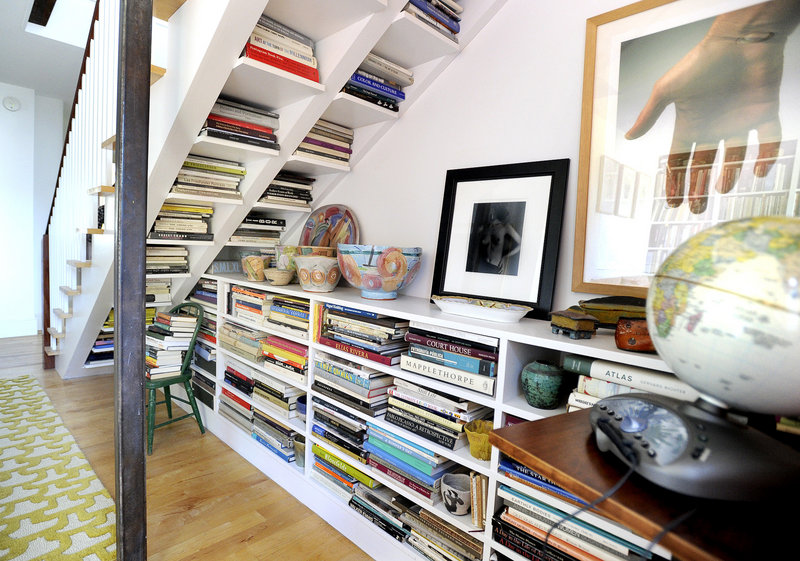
[219,386,253,432]
[400,321,499,396]
[403,0,462,43]
[311,351,392,418]
[261,170,315,211]
[261,334,308,386]
[202,95,280,151]
[311,442,381,502]
[344,52,413,113]
[229,226,282,247]
[224,358,254,398]
[385,377,491,452]
[397,501,484,561]
[85,309,115,366]
[293,118,353,168]
[311,396,370,465]
[244,15,319,83]
[170,154,245,202]
[146,278,171,306]
[317,304,409,366]
[251,364,305,423]
[187,278,217,311]
[494,481,672,561]
[196,312,217,350]
[562,354,701,412]
[145,311,198,380]
[348,484,408,543]
[148,202,213,243]
[145,245,189,276]
[218,321,268,364]
[267,294,310,337]
[365,421,458,506]
[252,404,299,463]
[240,211,286,236]
[230,284,271,325]
[190,363,216,410]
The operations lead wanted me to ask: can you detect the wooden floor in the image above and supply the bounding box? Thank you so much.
[0,335,374,561]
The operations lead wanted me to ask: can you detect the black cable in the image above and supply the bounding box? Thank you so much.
[646,508,697,552]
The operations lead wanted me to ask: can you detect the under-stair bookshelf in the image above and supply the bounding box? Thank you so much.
[165,272,675,561]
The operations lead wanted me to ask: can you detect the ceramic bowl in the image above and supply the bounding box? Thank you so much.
[274,245,337,274]
[294,255,341,293]
[336,244,422,300]
[265,268,294,286]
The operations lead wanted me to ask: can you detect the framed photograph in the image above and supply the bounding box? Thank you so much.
[573,0,800,297]
[432,159,569,320]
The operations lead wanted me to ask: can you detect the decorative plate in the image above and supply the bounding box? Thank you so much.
[299,204,359,247]
[432,295,532,323]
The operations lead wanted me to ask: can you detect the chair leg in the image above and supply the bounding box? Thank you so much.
[147,388,156,455]
[164,386,173,418]
[184,381,205,434]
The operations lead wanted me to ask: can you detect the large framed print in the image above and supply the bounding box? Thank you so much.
[431,160,569,320]
[573,0,800,298]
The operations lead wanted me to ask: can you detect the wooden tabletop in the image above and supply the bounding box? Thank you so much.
[490,409,793,561]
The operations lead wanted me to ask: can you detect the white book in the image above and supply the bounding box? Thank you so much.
[248,33,317,67]
[400,354,495,396]
[252,24,314,57]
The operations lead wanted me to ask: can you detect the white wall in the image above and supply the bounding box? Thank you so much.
[0,82,63,337]
[331,0,629,311]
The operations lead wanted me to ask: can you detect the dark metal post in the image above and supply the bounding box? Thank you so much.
[114,0,152,558]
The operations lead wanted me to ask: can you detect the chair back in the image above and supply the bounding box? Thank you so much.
[167,302,204,377]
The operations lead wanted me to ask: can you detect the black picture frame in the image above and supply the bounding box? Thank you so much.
[432,159,569,320]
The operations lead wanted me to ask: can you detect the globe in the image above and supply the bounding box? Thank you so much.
[647,216,800,416]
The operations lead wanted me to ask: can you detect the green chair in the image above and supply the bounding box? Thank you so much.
[146,302,206,455]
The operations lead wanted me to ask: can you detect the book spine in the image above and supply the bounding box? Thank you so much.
[390,378,468,412]
[313,459,356,488]
[201,127,279,150]
[311,443,378,488]
[400,354,495,396]
[408,0,460,31]
[257,15,314,48]
[314,369,372,400]
[387,397,463,433]
[264,335,308,357]
[314,411,364,442]
[313,358,371,389]
[404,331,499,361]
[384,411,457,450]
[206,118,278,142]
[270,305,310,321]
[147,231,213,241]
[348,73,405,102]
[366,435,435,476]
[342,85,400,112]
[312,380,379,410]
[362,52,413,84]
[348,498,406,542]
[408,321,499,348]
[244,44,319,82]
[180,160,245,176]
[366,457,435,499]
[249,32,316,66]
[312,424,368,460]
[408,344,496,376]
[251,432,294,462]
[210,102,279,130]
[317,335,399,366]
[562,355,700,401]
[301,136,353,154]
[366,428,438,468]
[206,113,273,134]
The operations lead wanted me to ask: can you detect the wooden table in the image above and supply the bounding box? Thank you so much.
[490,409,793,561]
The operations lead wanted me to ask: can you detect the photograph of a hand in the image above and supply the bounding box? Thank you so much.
[625,0,800,214]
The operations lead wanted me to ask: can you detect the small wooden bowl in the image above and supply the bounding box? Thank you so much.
[265,268,294,286]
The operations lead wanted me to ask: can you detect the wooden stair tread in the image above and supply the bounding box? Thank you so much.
[88,185,115,195]
[59,285,81,296]
[44,346,61,356]
[47,327,65,339]
[85,228,105,235]
[67,259,91,268]
[150,65,166,85]
[53,308,73,319]
[153,0,187,22]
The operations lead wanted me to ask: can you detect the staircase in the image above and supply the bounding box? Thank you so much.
[45,0,508,379]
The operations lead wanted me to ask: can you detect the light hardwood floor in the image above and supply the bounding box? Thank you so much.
[0,335,373,561]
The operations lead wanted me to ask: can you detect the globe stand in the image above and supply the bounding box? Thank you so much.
[589,393,800,501]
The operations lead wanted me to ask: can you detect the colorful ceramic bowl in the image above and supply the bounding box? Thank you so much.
[294,255,341,293]
[337,244,422,300]
[274,245,337,274]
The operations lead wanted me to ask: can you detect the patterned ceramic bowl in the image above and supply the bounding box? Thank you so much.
[274,245,337,274]
[337,244,422,300]
[293,255,341,293]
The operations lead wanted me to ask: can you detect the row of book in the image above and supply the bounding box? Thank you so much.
[343,52,412,114]
[84,309,116,366]
[145,244,191,275]
[201,95,280,152]
[258,169,315,209]
[147,202,213,244]
[403,0,463,43]
[229,284,311,338]
[291,118,354,169]
[244,14,319,83]
[169,153,244,203]
[145,311,198,380]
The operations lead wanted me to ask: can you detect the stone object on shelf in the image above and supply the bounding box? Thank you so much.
[521,360,566,410]
[550,308,597,339]
[614,317,655,352]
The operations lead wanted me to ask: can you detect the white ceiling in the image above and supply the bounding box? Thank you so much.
[0,0,94,108]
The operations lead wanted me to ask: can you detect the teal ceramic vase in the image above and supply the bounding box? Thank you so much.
[521,361,565,409]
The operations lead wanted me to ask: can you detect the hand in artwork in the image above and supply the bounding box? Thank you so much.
[625,0,800,214]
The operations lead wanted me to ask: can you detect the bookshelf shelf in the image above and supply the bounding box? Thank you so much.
[164,192,244,205]
[322,92,399,130]
[146,272,191,279]
[223,57,325,109]
[372,10,460,69]
[191,135,279,164]
[147,238,213,246]
[283,153,351,175]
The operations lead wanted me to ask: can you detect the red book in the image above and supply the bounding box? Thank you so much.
[243,43,320,83]
[225,365,252,384]
[403,331,499,362]
[221,387,251,411]
[207,113,273,134]
[316,335,401,366]
[197,332,216,344]
[265,335,308,357]
[367,457,434,499]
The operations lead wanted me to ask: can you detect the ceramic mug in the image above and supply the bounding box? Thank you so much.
[441,473,471,516]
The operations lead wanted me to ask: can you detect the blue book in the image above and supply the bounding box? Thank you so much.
[408,0,460,32]
[252,432,295,462]
[407,343,496,376]
[323,302,387,319]
[499,459,588,506]
[366,423,438,465]
[270,304,309,320]
[363,441,441,487]
[348,73,405,102]
[314,456,357,485]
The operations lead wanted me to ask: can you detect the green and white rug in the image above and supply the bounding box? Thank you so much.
[0,376,116,560]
